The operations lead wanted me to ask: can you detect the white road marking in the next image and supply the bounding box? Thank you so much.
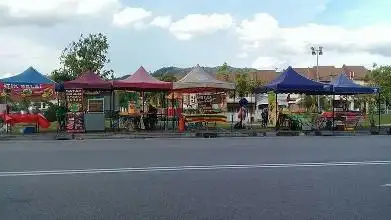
[381,184,391,187]
[0,160,390,177]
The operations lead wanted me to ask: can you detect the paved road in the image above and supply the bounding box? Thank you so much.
[0,136,391,219]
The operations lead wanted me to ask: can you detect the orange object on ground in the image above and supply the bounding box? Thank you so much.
[0,113,50,128]
[178,115,185,133]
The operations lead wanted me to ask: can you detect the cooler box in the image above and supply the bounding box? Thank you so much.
[21,126,36,134]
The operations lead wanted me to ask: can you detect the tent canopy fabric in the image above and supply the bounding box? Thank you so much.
[112,66,172,90]
[0,67,54,85]
[254,66,332,94]
[173,64,235,92]
[332,73,379,94]
[63,71,112,90]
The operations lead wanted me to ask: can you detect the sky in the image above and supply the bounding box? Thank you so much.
[0,0,391,78]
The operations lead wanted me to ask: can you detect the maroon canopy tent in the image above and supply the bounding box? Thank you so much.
[112,66,172,91]
[64,71,112,90]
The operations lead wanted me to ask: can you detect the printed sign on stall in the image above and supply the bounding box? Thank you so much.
[66,89,83,112]
[0,84,55,99]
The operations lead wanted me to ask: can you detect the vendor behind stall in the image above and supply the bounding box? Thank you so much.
[56,103,67,131]
[144,104,157,130]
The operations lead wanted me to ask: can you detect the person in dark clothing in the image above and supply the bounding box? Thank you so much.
[56,104,67,131]
[144,104,158,130]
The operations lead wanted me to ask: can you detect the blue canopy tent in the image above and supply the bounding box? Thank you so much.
[0,67,54,86]
[331,73,381,131]
[332,73,379,94]
[254,66,332,95]
[253,66,333,131]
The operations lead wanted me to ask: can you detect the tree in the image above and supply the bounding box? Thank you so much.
[234,68,264,98]
[248,79,264,94]
[235,73,249,98]
[51,33,113,82]
[216,62,230,81]
[159,74,177,82]
[368,65,391,103]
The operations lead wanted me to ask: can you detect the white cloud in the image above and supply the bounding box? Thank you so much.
[150,16,172,28]
[236,52,248,59]
[236,13,391,69]
[0,0,120,26]
[168,13,233,40]
[0,33,59,77]
[252,57,286,69]
[112,7,152,28]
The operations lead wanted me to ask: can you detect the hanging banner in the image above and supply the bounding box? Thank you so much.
[0,84,55,99]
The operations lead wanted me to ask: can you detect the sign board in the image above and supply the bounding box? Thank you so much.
[66,112,85,133]
[196,94,215,110]
[66,89,83,112]
[0,84,55,99]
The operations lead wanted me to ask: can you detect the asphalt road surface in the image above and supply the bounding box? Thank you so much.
[1,136,391,219]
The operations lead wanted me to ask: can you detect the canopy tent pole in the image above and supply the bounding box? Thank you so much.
[110,90,113,130]
[378,92,381,132]
[332,94,335,133]
[231,90,235,132]
[165,92,168,130]
[250,93,253,130]
[141,91,145,113]
[171,94,175,131]
[181,94,184,131]
[275,93,278,130]
[254,93,257,130]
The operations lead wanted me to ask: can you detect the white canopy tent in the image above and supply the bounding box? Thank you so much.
[173,64,235,92]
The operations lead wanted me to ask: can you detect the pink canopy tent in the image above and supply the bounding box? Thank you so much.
[64,71,112,90]
[112,66,172,91]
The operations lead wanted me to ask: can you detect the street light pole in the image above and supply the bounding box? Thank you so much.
[311,46,323,113]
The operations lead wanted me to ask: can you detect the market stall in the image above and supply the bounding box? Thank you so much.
[254,66,333,131]
[173,64,234,130]
[63,71,113,133]
[328,73,380,131]
[0,66,56,101]
[0,67,55,133]
[112,66,173,131]
[0,113,50,128]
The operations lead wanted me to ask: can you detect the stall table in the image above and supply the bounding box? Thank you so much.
[0,113,50,130]
[118,112,142,131]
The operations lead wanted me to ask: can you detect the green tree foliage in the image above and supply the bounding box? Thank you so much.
[235,74,249,97]
[301,95,316,112]
[368,65,391,103]
[234,73,263,98]
[234,69,264,98]
[300,95,331,112]
[320,96,331,111]
[44,103,60,122]
[159,74,177,82]
[51,33,113,82]
[216,62,230,81]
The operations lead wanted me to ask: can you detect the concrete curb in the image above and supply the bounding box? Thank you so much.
[0,129,388,141]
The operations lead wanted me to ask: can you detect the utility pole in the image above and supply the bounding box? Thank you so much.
[311,46,323,112]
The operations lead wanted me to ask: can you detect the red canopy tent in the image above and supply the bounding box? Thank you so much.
[64,71,112,90]
[112,66,172,91]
